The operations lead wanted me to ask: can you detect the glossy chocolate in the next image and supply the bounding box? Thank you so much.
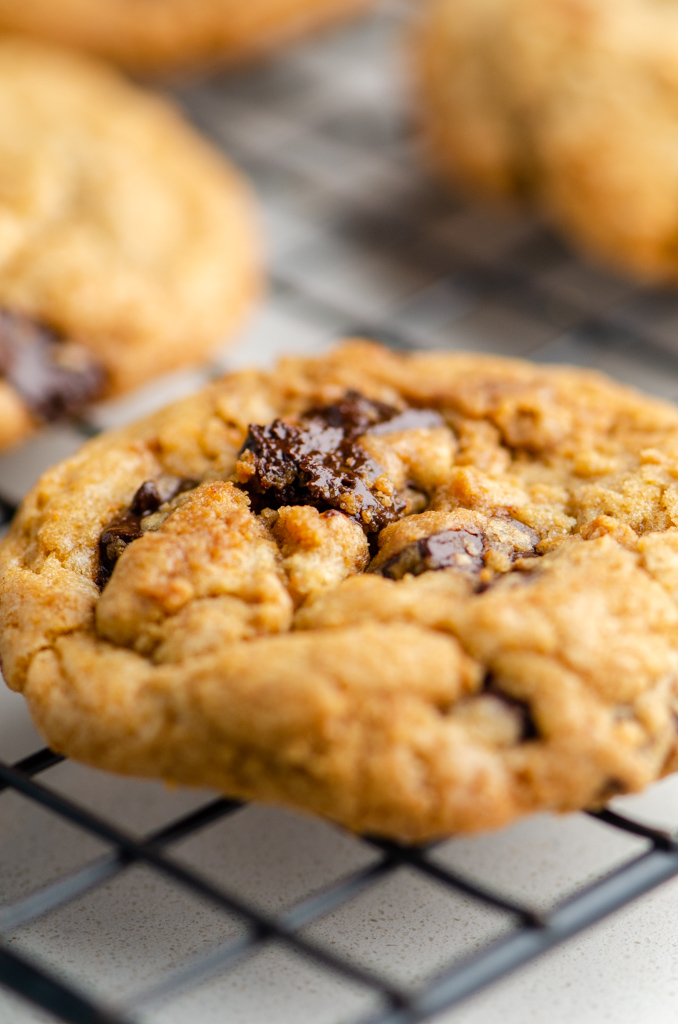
[0,311,105,421]
[236,391,414,535]
[375,529,486,580]
[97,479,195,589]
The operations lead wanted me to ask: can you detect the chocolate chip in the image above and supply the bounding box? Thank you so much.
[129,481,162,517]
[374,529,485,581]
[0,311,106,422]
[373,516,542,584]
[235,391,414,536]
[482,674,539,741]
[97,521,145,588]
[96,478,196,589]
[305,390,398,435]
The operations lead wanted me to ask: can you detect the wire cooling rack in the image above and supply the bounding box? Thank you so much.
[0,746,677,1024]
[4,3,678,1023]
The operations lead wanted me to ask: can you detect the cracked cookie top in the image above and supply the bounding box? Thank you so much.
[4,340,678,841]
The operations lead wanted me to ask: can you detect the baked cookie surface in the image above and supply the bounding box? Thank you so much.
[0,0,376,75]
[3,340,678,841]
[415,0,678,283]
[0,38,259,451]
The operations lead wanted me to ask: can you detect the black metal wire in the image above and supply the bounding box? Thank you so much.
[0,794,243,934]
[0,748,677,1024]
[3,271,678,1023]
[0,942,132,1024]
[0,757,410,1016]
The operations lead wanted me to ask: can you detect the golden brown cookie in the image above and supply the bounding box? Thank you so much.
[0,0,377,75]
[0,38,259,451]
[4,340,678,841]
[415,0,678,283]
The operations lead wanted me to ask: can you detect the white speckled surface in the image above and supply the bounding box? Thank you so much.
[3,3,678,1021]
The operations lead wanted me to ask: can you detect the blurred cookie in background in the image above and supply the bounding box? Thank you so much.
[414,0,678,285]
[0,0,379,75]
[0,38,260,451]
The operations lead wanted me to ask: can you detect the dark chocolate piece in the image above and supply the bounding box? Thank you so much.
[236,391,415,536]
[96,478,195,589]
[305,390,398,435]
[375,529,486,581]
[0,311,106,422]
[129,481,162,517]
[373,518,541,583]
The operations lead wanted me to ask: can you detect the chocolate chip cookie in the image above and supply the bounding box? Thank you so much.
[4,340,678,841]
[415,0,678,284]
[0,38,259,450]
[0,0,376,75]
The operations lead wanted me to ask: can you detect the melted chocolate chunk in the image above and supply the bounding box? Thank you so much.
[375,529,486,581]
[129,481,163,517]
[374,518,541,584]
[97,478,195,589]
[236,391,416,536]
[0,311,106,421]
[306,391,398,435]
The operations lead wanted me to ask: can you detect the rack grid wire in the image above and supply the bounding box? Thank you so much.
[0,749,677,1024]
[3,3,678,1023]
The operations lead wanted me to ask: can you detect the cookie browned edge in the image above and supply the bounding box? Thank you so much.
[2,340,678,842]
